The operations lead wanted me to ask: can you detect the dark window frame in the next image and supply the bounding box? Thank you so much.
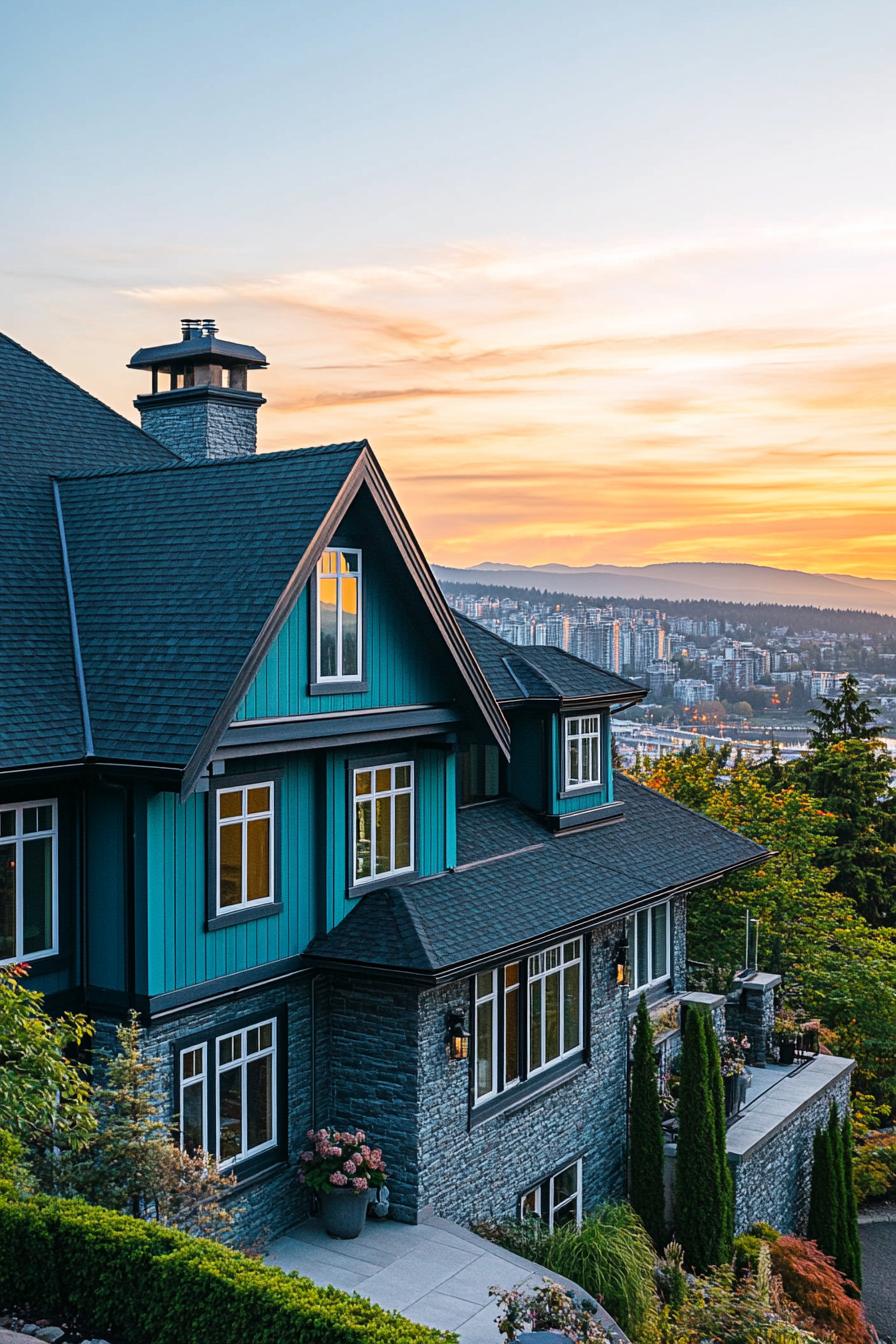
[557,709,608,801]
[172,1003,288,1181]
[517,1153,585,1228]
[205,770,283,931]
[469,935,591,1127]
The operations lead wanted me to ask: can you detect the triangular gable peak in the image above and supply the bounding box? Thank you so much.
[182,447,509,796]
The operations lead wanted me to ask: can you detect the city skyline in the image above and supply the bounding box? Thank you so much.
[5,2,896,576]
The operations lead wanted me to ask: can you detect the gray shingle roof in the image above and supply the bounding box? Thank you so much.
[453,611,644,704]
[307,772,768,976]
[56,443,365,764]
[0,333,176,768]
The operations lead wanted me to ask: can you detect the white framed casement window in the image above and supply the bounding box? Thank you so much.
[564,715,602,791]
[0,799,58,965]
[216,1018,277,1169]
[215,782,275,914]
[630,899,671,991]
[179,1043,208,1154]
[528,938,583,1076]
[316,547,362,683]
[520,1158,583,1229]
[472,938,583,1108]
[352,762,414,886]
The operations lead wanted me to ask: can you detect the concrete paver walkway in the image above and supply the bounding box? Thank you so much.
[266,1211,626,1342]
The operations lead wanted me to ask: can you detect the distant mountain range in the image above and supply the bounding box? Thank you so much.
[432,561,896,617]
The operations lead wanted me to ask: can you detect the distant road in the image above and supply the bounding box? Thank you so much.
[860,1220,896,1340]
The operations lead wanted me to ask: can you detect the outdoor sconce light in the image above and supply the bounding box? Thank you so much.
[614,938,629,987]
[446,1011,470,1061]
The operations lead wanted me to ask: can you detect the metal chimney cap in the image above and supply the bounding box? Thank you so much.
[180,318,203,341]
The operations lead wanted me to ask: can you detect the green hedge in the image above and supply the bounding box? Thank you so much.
[0,1194,454,1344]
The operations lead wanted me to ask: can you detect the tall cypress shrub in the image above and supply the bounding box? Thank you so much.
[840,1108,862,1288]
[674,1005,733,1272]
[629,994,667,1248]
[806,1125,838,1259]
[827,1103,849,1274]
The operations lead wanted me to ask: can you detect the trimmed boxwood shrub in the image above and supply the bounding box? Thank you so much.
[0,1193,453,1344]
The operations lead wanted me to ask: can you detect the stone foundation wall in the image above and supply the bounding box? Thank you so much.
[416,922,630,1225]
[731,1064,852,1235]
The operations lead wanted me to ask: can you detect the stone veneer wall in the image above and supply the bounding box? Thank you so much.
[730,1063,852,1235]
[140,399,258,461]
[416,921,630,1225]
[95,977,312,1247]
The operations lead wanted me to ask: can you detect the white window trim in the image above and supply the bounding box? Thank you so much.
[474,968,499,1103]
[630,898,672,992]
[520,1158,583,1230]
[215,782,275,916]
[351,761,415,887]
[0,798,58,966]
[527,938,583,1079]
[178,1042,208,1153]
[564,715,603,792]
[215,1017,278,1170]
[316,547,363,684]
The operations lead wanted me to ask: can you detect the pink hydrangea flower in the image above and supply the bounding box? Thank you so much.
[329,1171,348,1186]
[343,1158,357,1174]
[300,1150,314,1163]
[351,1176,368,1192]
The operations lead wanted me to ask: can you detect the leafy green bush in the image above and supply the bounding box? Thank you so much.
[474,1202,659,1340]
[0,1192,453,1344]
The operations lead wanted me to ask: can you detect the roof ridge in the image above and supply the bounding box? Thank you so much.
[53,439,369,483]
[0,331,180,463]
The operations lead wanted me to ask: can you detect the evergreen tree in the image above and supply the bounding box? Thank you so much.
[629,994,666,1248]
[827,1102,849,1274]
[806,1125,839,1259]
[702,1009,734,1261]
[807,673,881,746]
[674,1005,733,1272]
[840,1108,863,1288]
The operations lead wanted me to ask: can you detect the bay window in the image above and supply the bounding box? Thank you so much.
[317,548,362,683]
[473,937,584,1107]
[352,762,414,886]
[564,715,602,791]
[0,799,57,965]
[630,899,670,990]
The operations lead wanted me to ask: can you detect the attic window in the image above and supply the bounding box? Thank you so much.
[564,715,602,792]
[316,548,362,683]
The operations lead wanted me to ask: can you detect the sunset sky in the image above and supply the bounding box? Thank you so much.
[5,2,896,576]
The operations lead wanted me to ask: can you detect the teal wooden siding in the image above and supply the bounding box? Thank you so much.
[235,503,456,722]
[324,743,455,930]
[509,712,546,812]
[86,786,127,993]
[144,755,316,997]
[551,711,614,816]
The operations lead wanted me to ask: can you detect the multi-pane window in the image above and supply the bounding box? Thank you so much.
[520,1159,583,1229]
[215,782,274,914]
[317,548,362,682]
[0,800,57,965]
[216,1019,277,1168]
[564,715,602,791]
[177,1020,278,1170]
[352,763,414,886]
[631,900,670,990]
[473,938,584,1105]
[179,1044,207,1154]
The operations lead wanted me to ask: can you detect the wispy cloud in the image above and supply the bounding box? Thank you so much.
[119,219,896,576]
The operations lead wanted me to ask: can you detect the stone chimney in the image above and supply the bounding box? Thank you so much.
[128,319,268,462]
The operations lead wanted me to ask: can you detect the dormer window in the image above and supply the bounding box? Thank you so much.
[564,715,602,791]
[317,548,362,683]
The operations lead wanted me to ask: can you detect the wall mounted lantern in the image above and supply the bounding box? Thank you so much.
[446,1010,470,1061]
[614,938,629,987]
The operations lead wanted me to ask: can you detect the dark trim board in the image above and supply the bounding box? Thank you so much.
[550,802,625,831]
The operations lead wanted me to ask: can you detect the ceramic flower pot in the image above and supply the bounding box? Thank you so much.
[320,1186,369,1239]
